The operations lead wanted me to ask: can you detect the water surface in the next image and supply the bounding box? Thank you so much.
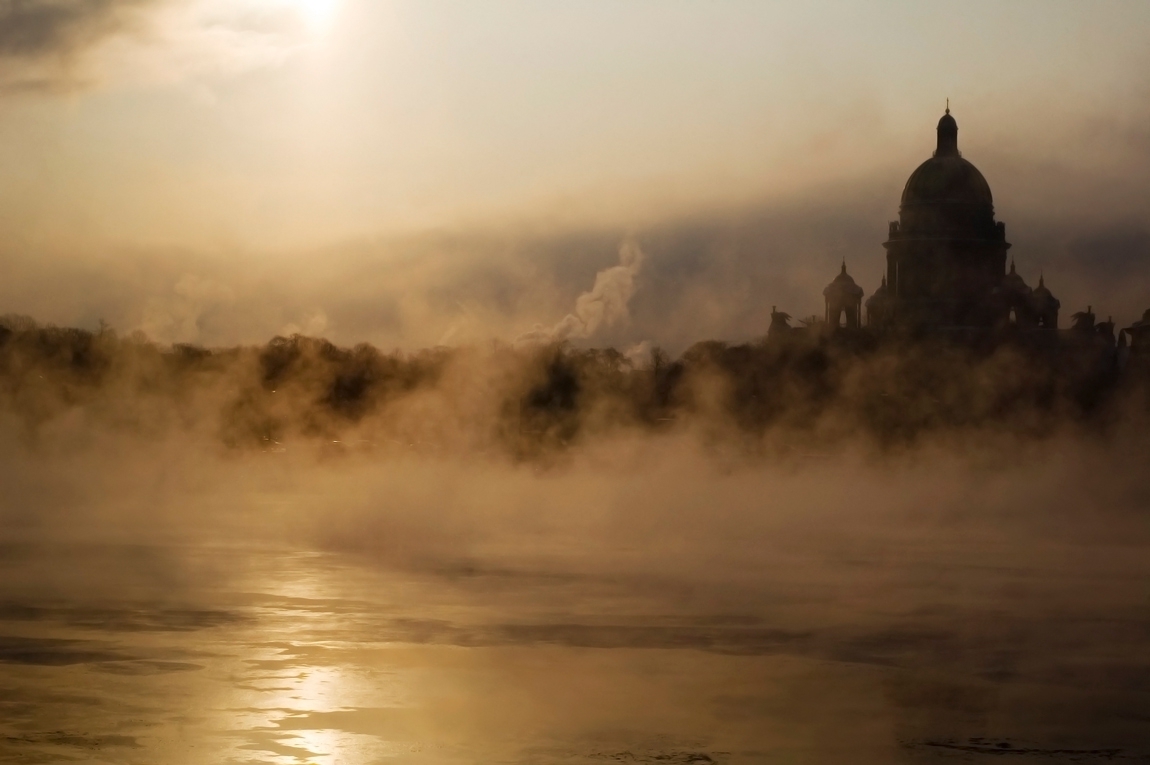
[2,536,1148,764]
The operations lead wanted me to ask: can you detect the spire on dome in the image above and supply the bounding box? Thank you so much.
[935,105,959,157]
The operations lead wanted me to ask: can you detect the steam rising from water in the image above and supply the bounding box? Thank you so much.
[1,304,1149,761]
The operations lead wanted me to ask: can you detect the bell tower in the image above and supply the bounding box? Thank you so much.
[824,262,864,329]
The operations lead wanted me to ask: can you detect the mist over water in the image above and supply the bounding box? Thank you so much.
[2,305,1150,762]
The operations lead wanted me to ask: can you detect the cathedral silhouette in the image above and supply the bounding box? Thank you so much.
[827,107,1068,334]
[763,106,1150,376]
[769,108,1150,351]
[867,106,1022,331]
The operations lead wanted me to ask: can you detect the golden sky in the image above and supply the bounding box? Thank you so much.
[0,1,1148,347]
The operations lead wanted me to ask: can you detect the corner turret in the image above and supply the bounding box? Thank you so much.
[823,262,864,329]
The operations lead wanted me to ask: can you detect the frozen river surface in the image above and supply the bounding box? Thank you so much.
[2,535,1149,765]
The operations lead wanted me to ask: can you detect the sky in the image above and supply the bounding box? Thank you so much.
[6,7,1150,760]
[0,0,1148,349]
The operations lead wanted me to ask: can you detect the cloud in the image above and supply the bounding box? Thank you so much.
[111,0,317,83]
[0,0,160,90]
[0,0,323,92]
[0,0,152,58]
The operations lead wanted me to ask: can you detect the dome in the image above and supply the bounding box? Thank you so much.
[1001,260,1031,296]
[899,110,994,210]
[824,262,864,300]
[901,154,993,207]
[1030,275,1060,311]
[901,156,993,208]
[866,275,889,308]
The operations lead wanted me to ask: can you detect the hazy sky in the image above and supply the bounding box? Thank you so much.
[1,0,1148,347]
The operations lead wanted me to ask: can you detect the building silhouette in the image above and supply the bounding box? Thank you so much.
[761,104,1150,388]
[1030,275,1060,329]
[777,107,1102,339]
[824,262,863,328]
[880,107,1013,329]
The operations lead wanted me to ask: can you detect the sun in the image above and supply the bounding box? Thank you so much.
[285,0,340,32]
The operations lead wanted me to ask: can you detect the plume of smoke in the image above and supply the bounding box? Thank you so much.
[280,308,329,338]
[517,238,644,346]
[136,273,235,344]
[623,339,654,367]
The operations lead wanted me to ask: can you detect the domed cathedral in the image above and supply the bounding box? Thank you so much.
[881,107,1012,329]
[762,106,1150,384]
[765,106,1146,352]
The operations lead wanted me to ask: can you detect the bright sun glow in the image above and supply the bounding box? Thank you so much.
[290,0,341,32]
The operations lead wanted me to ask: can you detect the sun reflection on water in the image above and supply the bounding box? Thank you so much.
[252,655,418,763]
[218,551,417,764]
